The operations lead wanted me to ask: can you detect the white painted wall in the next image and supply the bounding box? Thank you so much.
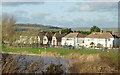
[52,36,57,46]
[38,36,40,43]
[62,37,85,47]
[43,36,48,44]
[84,38,114,48]
[20,36,28,42]
[61,37,75,46]
[75,38,85,47]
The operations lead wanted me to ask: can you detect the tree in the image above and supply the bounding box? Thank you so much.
[77,31,91,35]
[90,26,100,32]
[2,14,17,44]
[61,28,73,34]
[106,31,112,34]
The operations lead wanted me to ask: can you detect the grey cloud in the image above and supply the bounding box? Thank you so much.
[68,2,118,12]
[2,2,44,6]
[31,13,51,23]
[2,0,119,2]
[44,16,118,28]
[2,11,31,23]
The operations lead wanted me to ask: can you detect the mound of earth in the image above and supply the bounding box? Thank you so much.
[68,54,118,73]
[40,52,62,57]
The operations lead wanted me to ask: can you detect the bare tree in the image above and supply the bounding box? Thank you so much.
[2,14,17,44]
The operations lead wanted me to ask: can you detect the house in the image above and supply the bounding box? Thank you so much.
[84,31,114,48]
[61,33,87,47]
[19,30,45,45]
[43,32,54,45]
[20,36,28,44]
[112,32,120,47]
[37,31,46,45]
[51,32,66,46]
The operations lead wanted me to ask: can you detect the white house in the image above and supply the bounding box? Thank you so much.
[19,31,45,45]
[84,32,114,48]
[20,36,28,44]
[43,32,53,45]
[61,33,87,47]
[51,33,66,46]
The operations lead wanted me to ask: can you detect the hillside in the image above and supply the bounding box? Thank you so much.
[72,28,118,32]
[14,24,63,31]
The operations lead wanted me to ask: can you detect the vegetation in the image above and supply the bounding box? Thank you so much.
[42,63,64,74]
[2,46,119,73]
[2,46,118,63]
[61,28,73,34]
[77,31,91,35]
[2,14,17,44]
[2,54,64,73]
[106,31,112,34]
[90,26,100,32]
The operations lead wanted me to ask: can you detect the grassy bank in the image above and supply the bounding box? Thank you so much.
[2,46,118,64]
[2,46,105,55]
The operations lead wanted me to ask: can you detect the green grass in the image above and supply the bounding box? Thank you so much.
[2,46,118,63]
[2,46,103,55]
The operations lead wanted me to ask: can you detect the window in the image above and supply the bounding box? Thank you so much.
[108,39,110,41]
[44,39,46,41]
[83,40,84,43]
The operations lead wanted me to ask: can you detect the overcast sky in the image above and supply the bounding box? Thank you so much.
[1,0,119,28]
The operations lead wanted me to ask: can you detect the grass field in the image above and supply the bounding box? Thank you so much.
[2,46,107,55]
[2,46,118,64]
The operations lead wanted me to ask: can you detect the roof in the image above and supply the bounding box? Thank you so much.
[19,30,46,40]
[38,32,46,40]
[64,33,87,38]
[77,33,87,38]
[45,32,54,41]
[53,33,66,42]
[85,32,114,38]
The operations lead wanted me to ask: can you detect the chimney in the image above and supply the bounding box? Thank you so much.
[100,29,103,34]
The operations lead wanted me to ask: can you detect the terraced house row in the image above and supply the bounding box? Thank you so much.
[16,30,120,49]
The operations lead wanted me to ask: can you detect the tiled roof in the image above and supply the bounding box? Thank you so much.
[85,32,114,38]
[45,32,54,41]
[64,33,87,38]
[53,33,66,42]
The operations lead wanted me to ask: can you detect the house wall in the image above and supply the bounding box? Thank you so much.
[43,36,48,44]
[20,36,28,44]
[52,36,57,46]
[84,38,114,48]
[37,36,40,43]
[61,37,66,46]
[29,36,33,44]
[19,36,41,44]
[28,36,41,44]
[61,37,75,46]
[75,38,85,47]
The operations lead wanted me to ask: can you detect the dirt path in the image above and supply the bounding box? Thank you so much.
[1,51,64,58]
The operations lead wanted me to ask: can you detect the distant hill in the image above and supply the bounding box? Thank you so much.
[72,28,118,32]
[14,24,63,31]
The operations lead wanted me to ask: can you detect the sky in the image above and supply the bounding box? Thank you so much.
[1,0,119,28]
